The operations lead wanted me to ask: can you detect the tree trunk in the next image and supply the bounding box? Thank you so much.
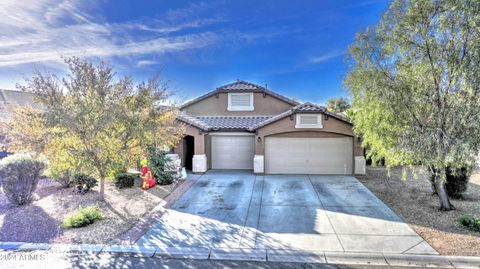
[99,178,105,201]
[433,172,455,211]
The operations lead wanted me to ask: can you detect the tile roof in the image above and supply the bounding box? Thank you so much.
[177,100,350,132]
[248,102,350,130]
[198,116,271,130]
[176,113,271,131]
[294,102,327,113]
[216,80,267,91]
[180,80,299,109]
[176,113,211,131]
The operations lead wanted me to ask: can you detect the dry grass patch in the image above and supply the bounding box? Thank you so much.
[359,166,480,256]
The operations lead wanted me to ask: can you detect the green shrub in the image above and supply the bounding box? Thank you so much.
[45,168,74,188]
[114,173,139,189]
[157,171,175,185]
[445,167,470,198]
[430,166,471,198]
[0,153,46,205]
[146,148,175,185]
[72,173,97,194]
[62,205,103,229]
[459,214,480,232]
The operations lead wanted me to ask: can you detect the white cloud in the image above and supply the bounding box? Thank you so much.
[136,60,159,67]
[309,51,345,64]
[0,33,218,67]
[0,0,219,68]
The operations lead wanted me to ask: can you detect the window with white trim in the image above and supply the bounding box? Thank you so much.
[295,114,323,128]
[227,93,254,111]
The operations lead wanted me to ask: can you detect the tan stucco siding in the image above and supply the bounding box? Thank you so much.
[255,115,363,157]
[174,124,206,166]
[174,139,184,165]
[205,134,211,169]
[181,92,294,116]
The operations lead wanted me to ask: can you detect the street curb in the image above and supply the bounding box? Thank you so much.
[1,243,479,268]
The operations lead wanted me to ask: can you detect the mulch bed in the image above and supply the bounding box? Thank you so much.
[359,166,480,256]
[0,177,182,244]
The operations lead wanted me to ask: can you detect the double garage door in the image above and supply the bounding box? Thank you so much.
[210,135,353,174]
[265,137,353,174]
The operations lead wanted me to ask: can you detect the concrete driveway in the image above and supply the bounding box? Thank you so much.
[137,171,437,254]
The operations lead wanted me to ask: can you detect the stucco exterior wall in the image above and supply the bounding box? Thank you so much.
[255,114,363,157]
[205,134,211,169]
[181,92,294,116]
[174,124,206,166]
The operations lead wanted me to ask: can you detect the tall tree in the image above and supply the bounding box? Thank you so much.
[345,0,480,210]
[325,97,351,113]
[5,57,183,200]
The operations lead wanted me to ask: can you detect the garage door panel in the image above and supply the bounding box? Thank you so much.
[265,137,353,174]
[212,136,254,170]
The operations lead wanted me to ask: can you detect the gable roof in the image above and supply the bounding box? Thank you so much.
[248,102,351,130]
[177,102,351,132]
[180,80,300,109]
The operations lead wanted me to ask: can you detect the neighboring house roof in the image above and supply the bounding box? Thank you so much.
[180,80,300,109]
[0,89,41,120]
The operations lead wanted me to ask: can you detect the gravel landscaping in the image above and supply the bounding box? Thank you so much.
[0,177,182,244]
[359,166,480,256]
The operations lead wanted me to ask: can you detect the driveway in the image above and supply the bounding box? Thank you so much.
[137,171,437,254]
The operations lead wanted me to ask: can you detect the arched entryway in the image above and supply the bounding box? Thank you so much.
[183,135,195,171]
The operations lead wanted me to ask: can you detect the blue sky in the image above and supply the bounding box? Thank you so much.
[0,0,388,104]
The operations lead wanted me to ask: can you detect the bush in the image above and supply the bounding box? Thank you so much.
[0,153,46,205]
[459,214,480,232]
[72,173,97,194]
[114,173,139,189]
[157,171,175,185]
[62,205,103,229]
[444,167,470,198]
[45,168,74,188]
[430,166,471,198]
[146,149,176,185]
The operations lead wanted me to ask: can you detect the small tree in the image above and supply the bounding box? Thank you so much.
[325,97,351,113]
[7,57,183,200]
[345,0,480,210]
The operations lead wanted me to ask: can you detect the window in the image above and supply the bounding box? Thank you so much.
[295,114,323,128]
[228,93,254,111]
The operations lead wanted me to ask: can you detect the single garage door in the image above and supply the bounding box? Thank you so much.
[211,135,255,169]
[265,137,353,174]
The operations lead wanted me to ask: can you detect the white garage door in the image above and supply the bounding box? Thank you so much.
[211,135,255,169]
[265,137,353,174]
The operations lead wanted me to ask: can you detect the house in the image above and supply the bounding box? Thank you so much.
[174,80,366,175]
